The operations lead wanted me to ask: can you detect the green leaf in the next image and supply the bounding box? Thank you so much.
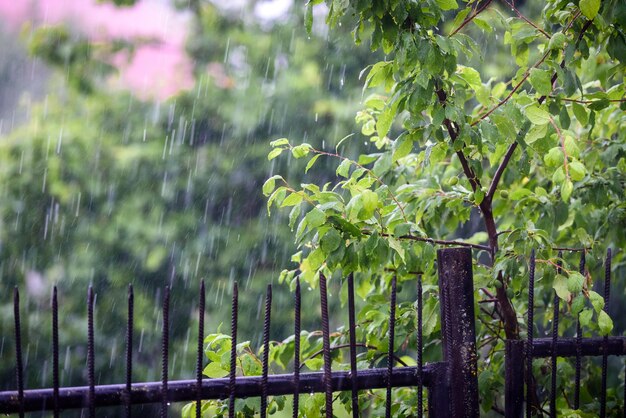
[281,192,303,208]
[474,188,485,205]
[436,0,458,11]
[598,310,613,335]
[388,236,405,262]
[305,207,326,228]
[304,2,313,34]
[579,0,600,19]
[305,154,322,173]
[377,104,396,138]
[270,138,289,147]
[579,308,593,327]
[588,291,604,313]
[292,144,312,159]
[572,102,588,125]
[544,147,564,167]
[571,295,585,314]
[320,228,341,253]
[548,32,567,50]
[568,160,586,181]
[561,178,573,202]
[392,136,413,161]
[262,175,283,196]
[553,274,570,300]
[203,362,229,378]
[529,68,553,95]
[457,65,482,90]
[268,148,283,160]
[567,271,584,293]
[525,105,551,125]
[361,189,379,214]
[336,159,351,178]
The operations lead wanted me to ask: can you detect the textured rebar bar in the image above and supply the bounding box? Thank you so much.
[196,280,205,418]
[417,275,423,418]
[228,282,239,418]
[125,284,134,418]
[600,248,611,418]
[52,287,60,418]
[261,285,272,418]
[161,286,170,418]
[574,252,585,410]
[442,281,455,418]
[293,278,301,418]
[526,250,535,418]
[13,287,24,418]
[347,273,359,417]
[385,276,397,418]
[87,286,95,418]
[319,273,332,418]
[550,252,562,417]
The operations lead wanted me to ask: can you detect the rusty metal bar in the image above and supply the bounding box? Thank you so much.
[417,274,423,418]
[574,252,585,409]
[125,284,134,418]
[531,337,626,357]
[293,278,301,418]
[550,252,562,417]
[161,286,170,418]
[347,273,359,417]
[437,247,479,418]
[0,365,442,414]
[52,286,60,418]
[385,276,397,418]
[87,286,95,418]
[505,340,524,418]
[196,280,205,418]
[600,248,611,418]
[228,282,238,418]
[526,250,535,418]
[13,287,25,418]
[260,285,272,418]
[319,272,333,418]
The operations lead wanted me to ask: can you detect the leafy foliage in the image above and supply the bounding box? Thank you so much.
[255,0,625,416]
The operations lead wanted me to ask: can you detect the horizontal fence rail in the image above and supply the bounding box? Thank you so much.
[0,365,442,414]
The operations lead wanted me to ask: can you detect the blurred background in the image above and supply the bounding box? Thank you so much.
[0,0,376,415]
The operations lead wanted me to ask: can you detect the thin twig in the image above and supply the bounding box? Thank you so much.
[368,230,491,251]
[501,0,551,38]
[449,0,495,37]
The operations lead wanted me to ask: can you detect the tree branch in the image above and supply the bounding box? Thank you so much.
[485,17,593,203]
[364,230,491,251]
[449,0,494,37]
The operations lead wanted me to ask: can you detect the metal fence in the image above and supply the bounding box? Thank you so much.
[506,249,626,418]
[0,248,480,418]
[2,247,622,417]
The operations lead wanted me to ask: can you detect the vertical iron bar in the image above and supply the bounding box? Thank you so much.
[125,284,134,418]
[550,252,562,417]
[526,250,535,418]
[260,285,272,418]
[13,287,24,418]
[293,278,301,418]
[385,276,397,418]
[228,282,239,418]
[574,252,585,410]
[52,286,60,418]
[87,286,95,418]
[417,274,423,418]
[600,248,611,418]
[319,273,333,418]
[347,273,359,418]
[505,340,525,418]
[196,280,205,418]
[161,285,170,418]
[437,247,479,417]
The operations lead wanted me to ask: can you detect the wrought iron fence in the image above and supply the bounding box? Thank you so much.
[0,248,480,418]
[506,248,626,418]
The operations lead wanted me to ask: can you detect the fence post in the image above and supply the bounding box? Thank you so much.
[505,340,524,418]
[437,247,479,418]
